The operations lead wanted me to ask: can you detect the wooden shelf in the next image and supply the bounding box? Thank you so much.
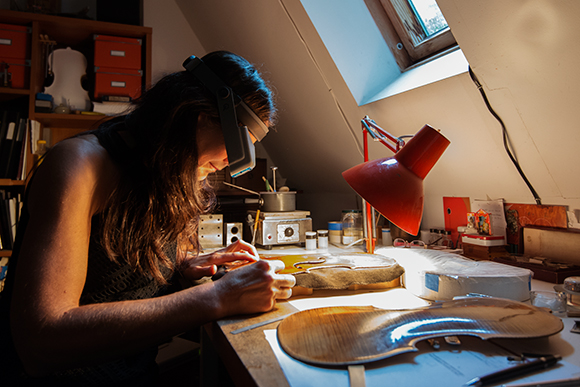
[0,10,153,260]
[0,179,25,186]
[33,112,111,129]
[0,87,30,96]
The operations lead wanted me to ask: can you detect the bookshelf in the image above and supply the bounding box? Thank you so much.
[0,9,152,261]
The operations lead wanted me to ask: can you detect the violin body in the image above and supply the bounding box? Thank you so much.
[44,47,91,112]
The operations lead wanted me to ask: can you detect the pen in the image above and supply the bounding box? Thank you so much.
[251,209,260,245]
[501,376,580,387]
[465,355,562,387]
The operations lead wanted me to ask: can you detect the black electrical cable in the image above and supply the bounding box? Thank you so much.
[468,66,542,205]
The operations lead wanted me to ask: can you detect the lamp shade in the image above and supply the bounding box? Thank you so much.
[342,124,450,236]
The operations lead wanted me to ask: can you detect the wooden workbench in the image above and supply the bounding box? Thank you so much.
[199,278,580,387]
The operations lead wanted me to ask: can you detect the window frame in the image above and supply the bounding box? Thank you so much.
[364,0,457,70]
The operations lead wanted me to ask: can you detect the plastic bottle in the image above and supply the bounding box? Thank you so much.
[33,140,48,165]
[341,210,363,245]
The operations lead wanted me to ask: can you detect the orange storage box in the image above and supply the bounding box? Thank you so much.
[0,23,30,60]
[0,58,30,89]
[94,34,142,70]
[94,67,142,100]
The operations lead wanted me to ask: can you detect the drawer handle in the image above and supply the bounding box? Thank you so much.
[110,50,126,57]
[111,81,126,88]
[0,38,12,46]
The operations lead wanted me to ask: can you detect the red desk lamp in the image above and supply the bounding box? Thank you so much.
[342,116,450,253]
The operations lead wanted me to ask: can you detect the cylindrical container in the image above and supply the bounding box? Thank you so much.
[260,191,296,212]
[305,231,317,250]
[382,228,392,246]
[328,221,342,244]
[441,230,453,248]
[317,229,329,249]
[429,228,437,245]
[341,210,363,245]
[456,226,466,249]
[33,139,48,165]
[435,229,444,246]
[420,230,431,244]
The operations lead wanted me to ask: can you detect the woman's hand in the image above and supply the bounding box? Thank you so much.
[214,259,296,315]
[180,239,260,281]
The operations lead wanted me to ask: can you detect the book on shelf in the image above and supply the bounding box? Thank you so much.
[0,110,28,180]
[7,118,27,180]
[17,120,30,181]
[0,190,17,251]
[0,190,22,251]
[0,115,18,178]
[35,99,53,113]
[0,110,9,152]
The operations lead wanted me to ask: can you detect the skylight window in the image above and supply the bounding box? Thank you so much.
[365,0,457,69]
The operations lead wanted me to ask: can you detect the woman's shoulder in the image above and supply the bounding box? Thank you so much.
[28,135,120,213]
[43,135,116,179]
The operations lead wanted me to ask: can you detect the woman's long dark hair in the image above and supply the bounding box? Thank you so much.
[100,51,276,283]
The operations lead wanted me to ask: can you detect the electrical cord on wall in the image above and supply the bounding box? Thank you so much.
[468,66,542,205]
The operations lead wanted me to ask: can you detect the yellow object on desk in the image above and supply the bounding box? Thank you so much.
[262,252,404,295]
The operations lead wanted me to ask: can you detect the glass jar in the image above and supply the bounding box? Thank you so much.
[328,221,342,244]
[441,230,453,248]
[341,210,363,245]
[317,229,329,249]
[305,231,317,250]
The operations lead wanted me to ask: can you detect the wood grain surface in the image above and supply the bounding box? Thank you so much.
[277,297,563,366]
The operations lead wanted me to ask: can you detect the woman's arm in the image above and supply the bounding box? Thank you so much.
[9,136,294,376]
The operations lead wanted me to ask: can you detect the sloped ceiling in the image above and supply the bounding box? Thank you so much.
[438,0,580,200]
[174,0,362,196]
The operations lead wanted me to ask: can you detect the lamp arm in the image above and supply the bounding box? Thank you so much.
[361,116,405,154]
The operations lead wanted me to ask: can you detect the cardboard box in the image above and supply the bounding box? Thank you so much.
[94,34,142,70]
[0,23,30,60]
[462,242,507,260]
[94,67,142,100]
[492,255,580,284]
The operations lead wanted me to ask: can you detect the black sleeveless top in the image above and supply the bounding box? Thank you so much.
[0,122,178,386]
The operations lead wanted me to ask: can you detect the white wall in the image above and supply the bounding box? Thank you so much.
[144,0,580,232]
[142,0,205,82]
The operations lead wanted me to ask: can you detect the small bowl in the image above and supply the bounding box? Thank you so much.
[530,290,567,316]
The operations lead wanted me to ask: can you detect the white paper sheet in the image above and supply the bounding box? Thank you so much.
[288,287,431,312]
[265,330,580,387]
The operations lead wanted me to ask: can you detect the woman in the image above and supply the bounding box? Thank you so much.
[0,51,295,385]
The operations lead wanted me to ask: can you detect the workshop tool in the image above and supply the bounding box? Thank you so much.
[262,252,404,290]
